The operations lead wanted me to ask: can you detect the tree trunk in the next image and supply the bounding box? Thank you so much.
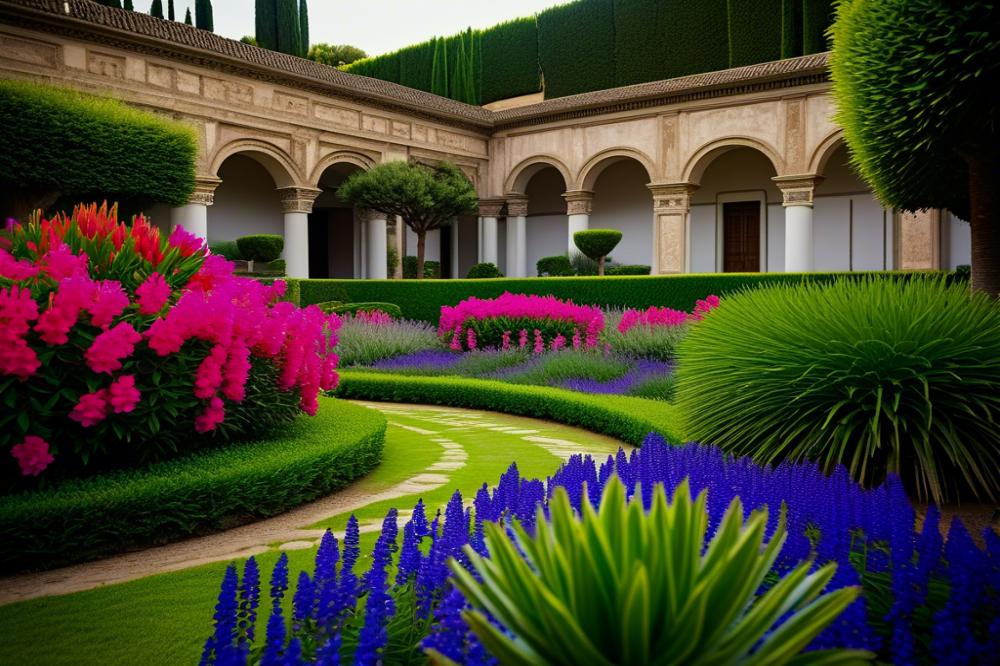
[967,153,999,298]
[598,255,606,277]
[416,230,426,280]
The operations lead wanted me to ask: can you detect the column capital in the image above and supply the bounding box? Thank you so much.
[562,189,594,215]
[506,195,529,217]
[277,186,322,214]
[478,198,506,218]
[648,182,698,211]
[188,176,223,206]
[772,174,824,207]
[364,208,388,222]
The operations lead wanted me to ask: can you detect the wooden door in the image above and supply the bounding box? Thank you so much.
[723,202,761,272]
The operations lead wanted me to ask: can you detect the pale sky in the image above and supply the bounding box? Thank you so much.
[190,0,564,57]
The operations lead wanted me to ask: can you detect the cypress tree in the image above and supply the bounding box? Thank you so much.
[195,0,214,31]
[430,37,448,97]
[256,0,278,51]
[298,0,310,57]
[276,0,301,57]
[184,6,192,24]
[780,0,803,58]
[124,0,133,9]
[149,0,163,19]
[168,0,175,20]
[104,0,123,8]
[449,33,469,103]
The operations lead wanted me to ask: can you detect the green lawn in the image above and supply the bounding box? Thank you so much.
[0,402,627,665]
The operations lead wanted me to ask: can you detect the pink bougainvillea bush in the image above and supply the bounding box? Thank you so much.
[0,203,341,485]
[604,295,720,362]
[439,292,604,353]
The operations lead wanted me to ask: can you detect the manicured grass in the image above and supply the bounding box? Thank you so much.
[0,397,386,572]
[0,403,627,665]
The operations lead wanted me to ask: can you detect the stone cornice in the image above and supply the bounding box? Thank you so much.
[562,190,594,215]
[772,174,825,206]
[648,183,698,211]
[189,176,222,206]
[277,186,322,214]
[478,198,506,218]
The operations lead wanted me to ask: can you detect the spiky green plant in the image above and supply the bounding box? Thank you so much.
[674,277,1000,503]
[447,477,869,665]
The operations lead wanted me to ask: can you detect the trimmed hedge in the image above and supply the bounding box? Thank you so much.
[237,234,284,263]
[802,0,835,53]
[294,272,941,324]
[727,0,783,67]
[781,0,803,59]
[606,264,650,276]
[481,17,540,103]
[614,0,668,86]
[336,371,685,446]
[330,302,404,319]
[537,0,617,98]
[537,255,574,277]
[0,398,385,573]
[662,0,730,79]
[466,262,504,279]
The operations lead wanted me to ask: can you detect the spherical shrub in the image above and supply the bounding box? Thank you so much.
[466,262,504,279]
[236,234,284,263]
[673,277,1000,503]
[536,255,574,277]
[208,240,242,261]
[573,229,622,261]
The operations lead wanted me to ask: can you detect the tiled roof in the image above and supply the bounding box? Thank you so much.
[1,0,832,131]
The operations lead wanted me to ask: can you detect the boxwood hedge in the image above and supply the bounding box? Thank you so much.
[0,398,385,573]
[537,0,617,98]
[292,272,941,324]
[335,371,685,446]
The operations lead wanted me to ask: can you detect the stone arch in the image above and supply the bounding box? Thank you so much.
[682,137,784,185]
[209,138,302,188]
[808,129,847,176]
[309,150,377,185]
[577,148,655,191]
[504,155,573,195]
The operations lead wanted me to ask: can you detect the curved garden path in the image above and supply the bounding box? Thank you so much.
[0,401,628,606]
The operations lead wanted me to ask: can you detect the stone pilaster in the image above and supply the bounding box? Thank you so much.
[649,183,697,274]
[896,209,942,270]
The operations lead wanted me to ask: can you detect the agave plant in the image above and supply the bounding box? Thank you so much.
[447,477,871,665]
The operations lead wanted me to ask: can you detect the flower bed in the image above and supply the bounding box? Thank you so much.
[1,204,340,485]
[202,436,1000,664]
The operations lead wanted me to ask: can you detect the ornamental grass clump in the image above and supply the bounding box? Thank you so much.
[203,437,1000,664]
[0,203,341,485]
[674,277,1000,503]
[439,292,604,352]
[336,312,439,367]
[604,295,719,361]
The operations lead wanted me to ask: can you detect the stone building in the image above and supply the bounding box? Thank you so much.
[0,0,970,278]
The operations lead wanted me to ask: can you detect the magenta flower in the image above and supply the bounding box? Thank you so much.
[533,329,544,355]
[87,280,129,328]
[108,374,141,413]
[41,243,88,281]
[466,328,477,350]
[167,225,205,258]
[0,285,40,380]
[136,272,171,315]
[501,331,511,350]
[0,248,39,281]
[85,322,141,374]
[518,329,528,349]
[70,389,110,427]
[551,334,566,351]
[195,396,225,433]
[10,435,54,476]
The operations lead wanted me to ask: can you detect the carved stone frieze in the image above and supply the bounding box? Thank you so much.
[188,176,223,206]
[648,183,697,211]
[562,190,594,216]
[277,186,322,214]
[773,174,824,207]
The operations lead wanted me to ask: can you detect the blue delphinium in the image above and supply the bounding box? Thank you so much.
[237,557,260,646]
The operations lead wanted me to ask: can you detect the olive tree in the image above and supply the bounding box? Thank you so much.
[339,161,478,279]
[830,0,1000,296]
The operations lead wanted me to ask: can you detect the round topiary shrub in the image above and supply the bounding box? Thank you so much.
[236,234,284,263]
[573,229,622,276]
[536,255,574,277]
[466,262,504,279]
[673,277,1000,503]
[208,240,242,261]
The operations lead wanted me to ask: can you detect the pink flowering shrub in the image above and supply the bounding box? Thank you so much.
[439,292,604,352]
[616,295,721,333]
[1,203,340,485]
[605,295,721,362]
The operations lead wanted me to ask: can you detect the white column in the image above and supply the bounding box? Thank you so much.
[482,217,498,265]
[450,219,461,279]
[171,177,220,241]
[563,190,594,255]
[505,196,529,277]
[477,216,484,263]
[278,187,321,280]
[367,212,388,279]
[774,176,822,273]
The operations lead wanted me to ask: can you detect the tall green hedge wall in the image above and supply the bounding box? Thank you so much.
[342,0,835,103]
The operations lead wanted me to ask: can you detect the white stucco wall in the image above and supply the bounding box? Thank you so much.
[209,155,283,242]
[942,213,971,269]
[589,160,654,266]
[525,166,569,274]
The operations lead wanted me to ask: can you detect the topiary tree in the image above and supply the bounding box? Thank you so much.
[573,229,622,276]
[0,81,196,219]
[339,161,478,279]
[236,234,284,264]
[831,0,1000,297]
[466,262,503,279]
[307,43,367,67]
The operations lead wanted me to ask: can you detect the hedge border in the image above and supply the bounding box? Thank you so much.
[0,398,386,573]
[335,371,685,447]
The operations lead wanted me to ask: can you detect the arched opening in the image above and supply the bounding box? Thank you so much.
[588,159,654,267]
[689,147,781,272]
[311,162,364,279]
[522,166,568,275]
[210,154,285,244]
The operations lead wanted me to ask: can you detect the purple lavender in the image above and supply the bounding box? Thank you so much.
[560,358,672,394]
[370,349,463,372]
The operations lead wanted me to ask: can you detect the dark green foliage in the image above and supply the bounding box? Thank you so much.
[397,42,435,90]
[0,398,385,572]
[298,0,309,56]
[781,0,802,58]
[480,17,540,103]
[536,255,574,276]
[430,37,448,97]
[149,0,163,18]
[101,0,123,9]
[195,0,213,31]
[802,0,835,53]
[255,0,277,50]
[727,0,782,67]
[606,264,650,275]
[466,262,504,279]
[308,43,367,67]
[0,81,196,217]
[831,0,1000,296]
[336,371,684,446]
[167,0,174,20]
[276,0,300,56]
[674,278,1000,503]
[537,0,617,98]
[574,229,622,261]
[402,257,441,279]
[184,9,193,25]
[613,0,668,86]
[208,240,242,260]
[387,244,399,276]
[236,234,283,263]
[661,0,730,79]
[124,0,134,10]
[449,32,472,104]
[291,271,936,324]
[316,301,404,318]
